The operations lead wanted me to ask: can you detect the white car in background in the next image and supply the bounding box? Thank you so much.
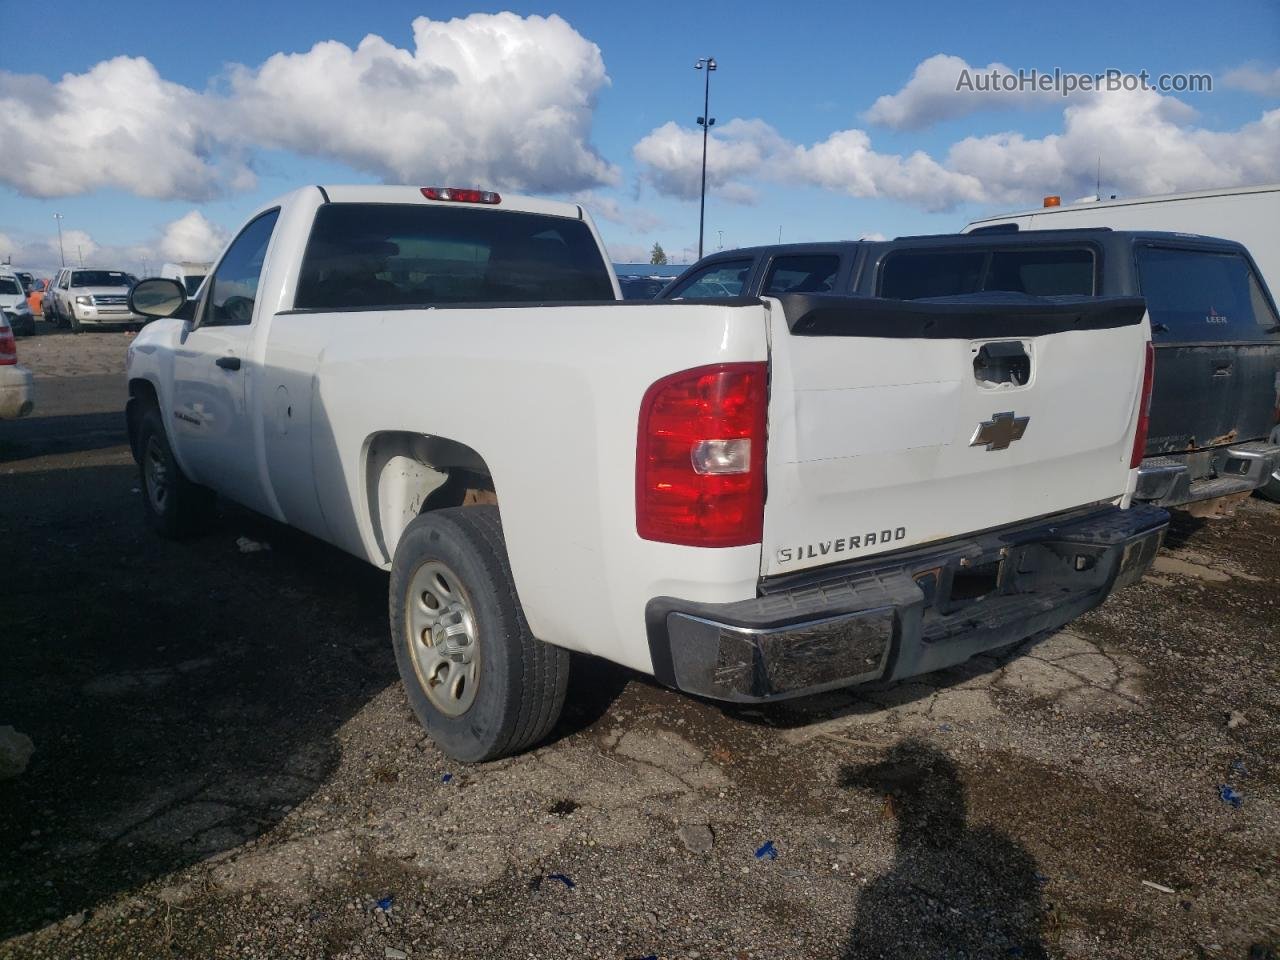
[46,268,144,332]
[0,313,34,419]
[0,271,36,337]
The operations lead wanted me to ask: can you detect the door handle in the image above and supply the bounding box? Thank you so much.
[216,356,241,371]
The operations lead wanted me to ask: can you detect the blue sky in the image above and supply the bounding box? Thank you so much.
[2,0,1278,272]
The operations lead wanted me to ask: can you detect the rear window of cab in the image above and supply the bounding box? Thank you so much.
[294,203,615,309]
[877,247,1097,299]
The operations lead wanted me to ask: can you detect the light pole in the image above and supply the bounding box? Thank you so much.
[694,56,717,261]
[717,229,724,251]
[53,213,65,267]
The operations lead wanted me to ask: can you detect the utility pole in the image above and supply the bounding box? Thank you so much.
[717,229,724,251]
[77,245,84,267]
[694,57,717,260]
[53,213,66,267]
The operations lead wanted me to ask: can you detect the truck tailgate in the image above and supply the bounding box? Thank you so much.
[762,294,1149,577]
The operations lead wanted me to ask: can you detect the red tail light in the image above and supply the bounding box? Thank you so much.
[421,187,501,204]
[636,362,768,547]
[0,324,16,366]
[1130,341,1155,469]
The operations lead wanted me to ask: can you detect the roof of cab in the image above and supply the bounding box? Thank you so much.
[690,240,866,260]
[872,227,1251,252]
[316,184,585,221]
[679,228,1252,269]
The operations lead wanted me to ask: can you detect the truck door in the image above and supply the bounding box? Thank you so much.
[170,209,280,515]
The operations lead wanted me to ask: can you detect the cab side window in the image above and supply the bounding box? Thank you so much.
[666,259,754,298]
[763,254,840,295]
[203,210,280,327]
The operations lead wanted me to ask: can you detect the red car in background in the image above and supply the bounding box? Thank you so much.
[27,278,50,317]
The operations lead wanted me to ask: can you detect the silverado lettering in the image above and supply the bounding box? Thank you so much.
[777,527,908,564]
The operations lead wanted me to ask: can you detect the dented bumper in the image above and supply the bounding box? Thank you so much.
[646,504,1168,703]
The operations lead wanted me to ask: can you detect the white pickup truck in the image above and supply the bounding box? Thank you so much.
[125,185,1168,761]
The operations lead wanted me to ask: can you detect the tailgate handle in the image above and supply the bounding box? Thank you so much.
[1213,361,1232,377]
[973,341,1030,387]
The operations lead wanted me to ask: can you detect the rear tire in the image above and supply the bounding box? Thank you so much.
[137,404,215,538]
[389,506,569,763]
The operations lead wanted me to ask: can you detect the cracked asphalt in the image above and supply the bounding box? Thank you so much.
[1,329,1277,959]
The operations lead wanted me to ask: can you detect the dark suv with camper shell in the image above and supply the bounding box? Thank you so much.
[660,230,1280,511]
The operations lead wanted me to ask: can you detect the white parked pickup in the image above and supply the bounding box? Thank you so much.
[125,185,1168,761]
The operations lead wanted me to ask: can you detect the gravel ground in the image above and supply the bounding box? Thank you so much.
[1,329,1276,960]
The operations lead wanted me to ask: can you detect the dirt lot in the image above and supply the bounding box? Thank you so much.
[2,328,1277,960]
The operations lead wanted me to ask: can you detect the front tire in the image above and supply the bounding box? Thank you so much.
[69,313,82,333]
[389,506,569,762]
[137,404,215,538]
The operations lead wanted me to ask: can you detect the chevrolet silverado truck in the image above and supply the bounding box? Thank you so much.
[663,230,1280,513]
[124,185,1167,762]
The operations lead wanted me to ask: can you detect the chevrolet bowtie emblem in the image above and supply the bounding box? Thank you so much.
[970,411,1030,451]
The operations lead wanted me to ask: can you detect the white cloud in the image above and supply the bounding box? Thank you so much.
[949,89,1280,204]
[0,13,617,202]
[1,210,230,276]
[0,57,244,200]
[572,191,665,233]
[632,119,791,204]
[157,211,228,263]
[600,241,654,263]
[633,119,983,212]
[1222,63,1280,97]
[863,54,1066,130]
[634,88,1280,214]
[793,129,985,211]
[221,13,617,193]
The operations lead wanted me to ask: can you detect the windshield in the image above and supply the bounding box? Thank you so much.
[664,259,754,298]
[0,277,21,296]
[71,270,132,288]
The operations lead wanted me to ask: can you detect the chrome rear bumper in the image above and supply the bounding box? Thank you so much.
[1136,441,1280,506]
[646,504,1168,703]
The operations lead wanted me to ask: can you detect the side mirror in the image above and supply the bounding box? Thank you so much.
[130,277,188,319]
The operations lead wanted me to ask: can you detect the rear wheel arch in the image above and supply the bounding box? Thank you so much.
[364,431,499,564]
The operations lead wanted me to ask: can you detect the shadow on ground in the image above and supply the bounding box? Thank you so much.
[0,411,127,463]
[839,740,1048,959]
[0,462,396,938]
[1162,509,1208,550]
